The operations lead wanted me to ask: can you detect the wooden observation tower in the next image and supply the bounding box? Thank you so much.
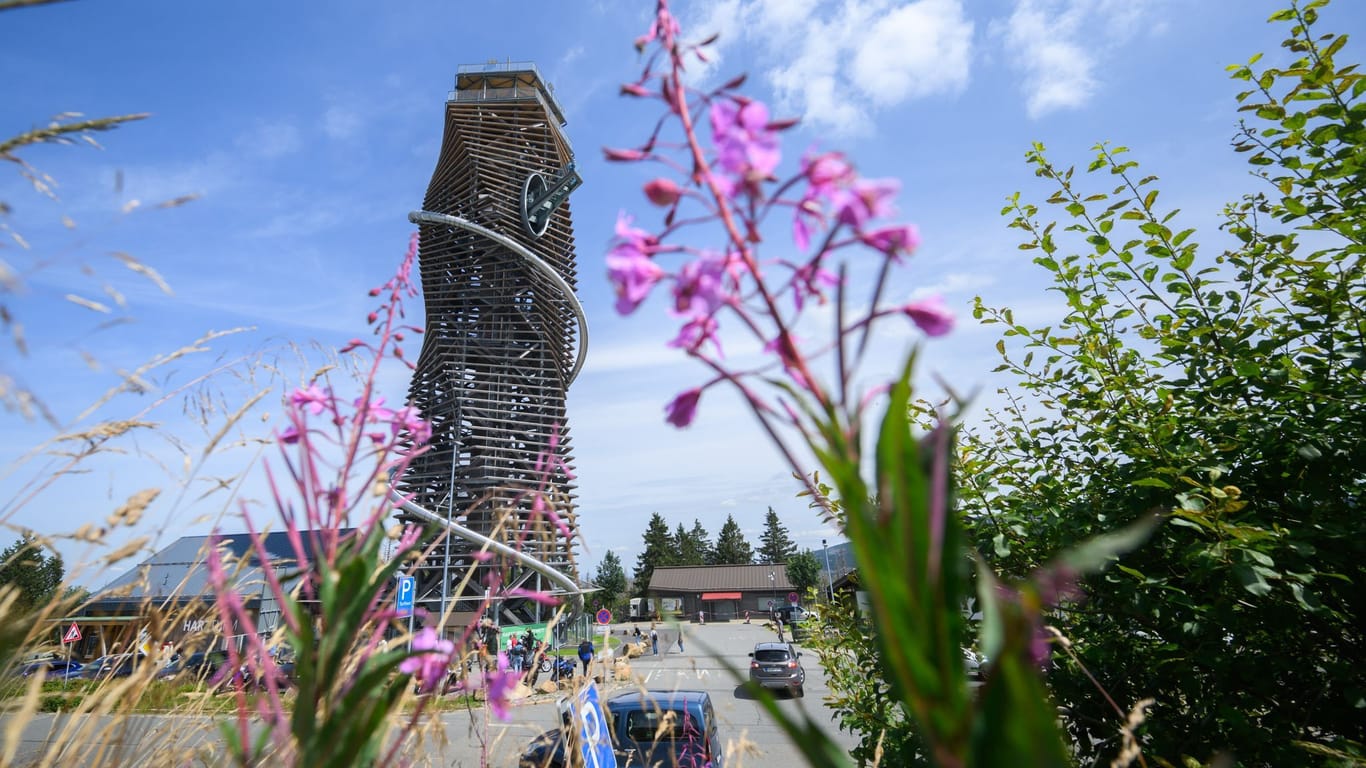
[394,62,586,631]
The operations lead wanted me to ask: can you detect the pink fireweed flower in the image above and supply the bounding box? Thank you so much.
[665,388,703,427]
[644,177,682,206]
[793,150,857,250]
[483,656,521,721]
[903,295,954,337]
[860,224,921,260]
[803,150,856,195]
[672,252,730,318]
[608,212,665,314]
[607,250,665,315]
[710,99,781,182]
[401,627,455,693]
[635,2,680,51]
[279,424,302,445]
[668,316,723,357]
[356,395,396,424]
[792,199,822,252]
[791,261,840,311]
[832,178,900,229]
[290,384,331,416]
[391,405,432,445]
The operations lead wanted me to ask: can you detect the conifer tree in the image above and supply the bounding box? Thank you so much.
[633,512,675,596]
[674,519,713,565]
[592,550,628,615]
[757,507,797,565]
[711,514,753,564]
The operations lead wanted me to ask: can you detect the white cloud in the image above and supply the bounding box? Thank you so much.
[851,0,973,106]
[560,45,585,66]
[1000,0,1163,118]
[322,106,362,141]
[236,120,301,159]
[686,0,974,136]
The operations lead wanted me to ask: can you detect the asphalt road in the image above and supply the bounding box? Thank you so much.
[3,621,857,767]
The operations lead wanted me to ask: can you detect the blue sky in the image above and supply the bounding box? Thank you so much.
[3,0,1359,586]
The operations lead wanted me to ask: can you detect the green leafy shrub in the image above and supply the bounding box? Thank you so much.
[962,2,1365,764]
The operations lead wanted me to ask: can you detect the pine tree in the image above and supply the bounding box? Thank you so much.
[673,520,712,565]
[685,519,713,565]
[633,512,675,596]
[593,550,628,615]
[711,514,753,565]
[757,507,797,564]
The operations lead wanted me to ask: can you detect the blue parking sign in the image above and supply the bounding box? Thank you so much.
[571,682,617,768]
[395,575,415,618]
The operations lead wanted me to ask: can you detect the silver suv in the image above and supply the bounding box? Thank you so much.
[748,641,805,697]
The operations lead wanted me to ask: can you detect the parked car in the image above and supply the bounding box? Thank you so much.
[520,689,724,768]
[14,658,84,680]
[748,641,805,697]
[157,650,230,684]
[78,653,147,681]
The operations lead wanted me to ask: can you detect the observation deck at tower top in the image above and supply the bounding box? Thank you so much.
[450,61,567,128]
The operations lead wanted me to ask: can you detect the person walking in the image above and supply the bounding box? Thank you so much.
[677,630,685,654]
[578,638,595,677]
[650,627,659,656]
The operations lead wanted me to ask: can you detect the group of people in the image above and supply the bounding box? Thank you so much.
[631,624,680,655]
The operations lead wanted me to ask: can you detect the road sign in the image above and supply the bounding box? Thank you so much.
[62,622,81,644]
[787,591,799,605]
[571,681,617,768]
[595,608,612,625]
[395,575,416,618]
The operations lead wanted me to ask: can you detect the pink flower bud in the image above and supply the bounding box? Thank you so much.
[604,147,648,162]
[665,388,703,428]
[620,82,651,97]
[368,288,381,297]
[903,295,955,337]
[644,178,681,206]
[367,312,378,324]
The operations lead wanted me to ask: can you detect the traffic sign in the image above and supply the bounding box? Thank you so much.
[571,681,617,768]
[595,608,612,625]
[787,591,799,605]
[62,622,81,644]
[395,575,416,618]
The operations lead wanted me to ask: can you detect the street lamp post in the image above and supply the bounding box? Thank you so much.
[822,539,835,603]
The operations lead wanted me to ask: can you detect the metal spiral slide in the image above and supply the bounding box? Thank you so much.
[396,209,586,613]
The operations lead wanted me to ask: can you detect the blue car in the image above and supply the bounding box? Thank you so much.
[15,659,84,680]
[521,689,723,768]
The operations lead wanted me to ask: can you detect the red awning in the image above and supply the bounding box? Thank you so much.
[700,592,742,601]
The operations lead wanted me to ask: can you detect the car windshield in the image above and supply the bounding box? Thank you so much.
[623,709,701,742]
[754,649,791,663]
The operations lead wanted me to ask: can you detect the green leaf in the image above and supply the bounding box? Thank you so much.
[1234,564,1273,597]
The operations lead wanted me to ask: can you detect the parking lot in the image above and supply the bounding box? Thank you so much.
[5,620,855,766]
[466,618,856,766]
